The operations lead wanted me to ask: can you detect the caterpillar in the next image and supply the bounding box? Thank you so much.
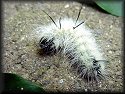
[34,5,108,82]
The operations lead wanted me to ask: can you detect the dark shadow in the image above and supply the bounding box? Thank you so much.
[36,48,56,57]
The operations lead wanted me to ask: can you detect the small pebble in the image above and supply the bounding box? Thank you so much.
[84,89,87,92]
[21,87,23,90]
[71,77,74,79]
[59,79,64,84]
[105,33,108,36]
[110,25,113,29]
[64,4,69,8]
[107,45,110,47]
[109,50,112,54]
[20,37,25,41]
[99,20,102,24]
[99,84,102,88]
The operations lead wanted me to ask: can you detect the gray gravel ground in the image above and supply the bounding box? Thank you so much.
[2,1,123,92]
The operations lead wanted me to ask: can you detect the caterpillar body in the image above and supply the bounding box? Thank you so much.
[33,9,107,82]
[34,18,107,82]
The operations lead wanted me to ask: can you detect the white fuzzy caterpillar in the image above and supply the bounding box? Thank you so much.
[31,9,108,82]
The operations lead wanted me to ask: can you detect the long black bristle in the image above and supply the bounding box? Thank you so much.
[59,17,61,29]
[75,4,83,25]
[42,10,58,28]
[73,21,84,29]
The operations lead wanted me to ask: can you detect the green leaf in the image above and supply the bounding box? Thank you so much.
[2,73,45,93]
[95,1,123,16]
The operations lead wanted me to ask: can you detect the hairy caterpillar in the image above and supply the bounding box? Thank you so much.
[34,6,108,82]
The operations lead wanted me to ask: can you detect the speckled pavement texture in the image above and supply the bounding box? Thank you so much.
[2,1,123,92]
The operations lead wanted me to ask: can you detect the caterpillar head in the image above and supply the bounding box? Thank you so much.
[39,37,56,55]
[39,37,63,55]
